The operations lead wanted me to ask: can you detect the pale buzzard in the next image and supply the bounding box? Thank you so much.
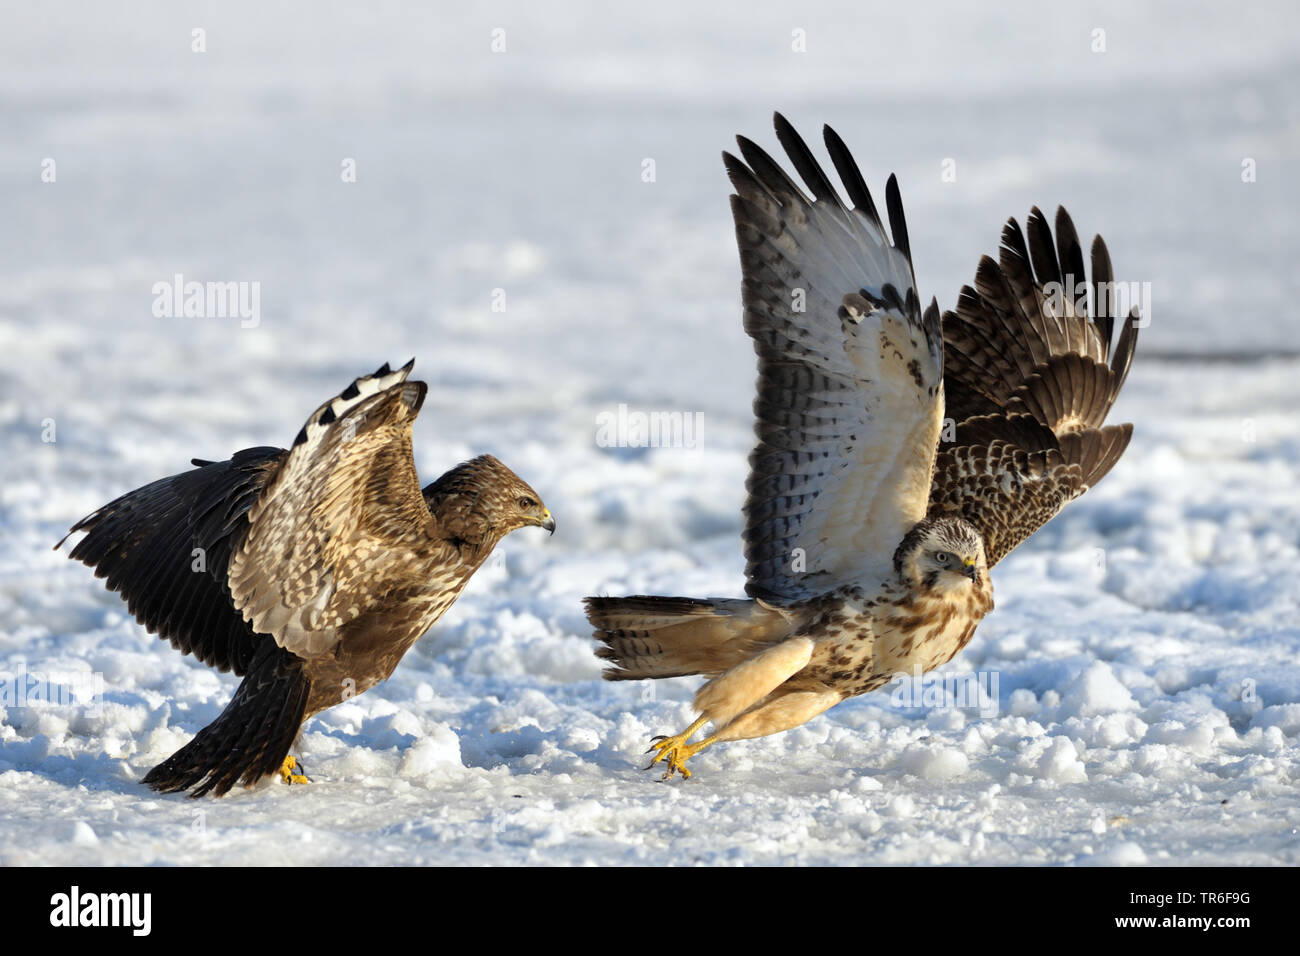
[586,114,1138,779]
[60,360,555,796]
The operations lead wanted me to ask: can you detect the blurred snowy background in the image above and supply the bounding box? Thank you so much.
[1,1,1298,864]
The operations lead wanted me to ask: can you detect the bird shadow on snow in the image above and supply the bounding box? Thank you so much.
[456,728,651,780]
[0,677,227,799]
[2,735,149,799]
[301,711,578,775]
[457,724,548,769]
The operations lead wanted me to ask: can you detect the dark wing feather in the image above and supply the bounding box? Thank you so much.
[58,446,287,675]
[932,206,1139,565]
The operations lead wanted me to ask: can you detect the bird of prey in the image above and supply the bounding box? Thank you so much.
[586,114,1139,779]
[59,360,554,796]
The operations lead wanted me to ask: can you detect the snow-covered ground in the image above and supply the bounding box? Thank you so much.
[2,1,1298,865]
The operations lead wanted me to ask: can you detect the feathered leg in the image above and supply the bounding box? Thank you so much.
[647,637,814,779]
[709,690,842,743]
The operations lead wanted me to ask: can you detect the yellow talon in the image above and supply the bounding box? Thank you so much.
[646,715,715,781]
[279,755,310,786]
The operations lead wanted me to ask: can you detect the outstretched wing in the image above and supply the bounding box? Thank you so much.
[929,207,1139,566]
[58,446,287,675]
[228,360,435,658]
[729,113,944,603]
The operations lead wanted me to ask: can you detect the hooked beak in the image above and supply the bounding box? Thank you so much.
[537,508,555,535]
[961,558,978,582]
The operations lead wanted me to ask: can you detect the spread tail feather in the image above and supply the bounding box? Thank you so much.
[142,641,310,797]
[585,595,790,680]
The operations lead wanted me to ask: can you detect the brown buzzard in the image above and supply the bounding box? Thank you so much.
[586,114,1139,779]
[59,360,554,796]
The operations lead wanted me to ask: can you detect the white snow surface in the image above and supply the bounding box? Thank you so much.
[2,1,1299,865]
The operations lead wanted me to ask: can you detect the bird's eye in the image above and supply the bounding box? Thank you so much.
[934,551,950,564]
[518,496,536,510]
